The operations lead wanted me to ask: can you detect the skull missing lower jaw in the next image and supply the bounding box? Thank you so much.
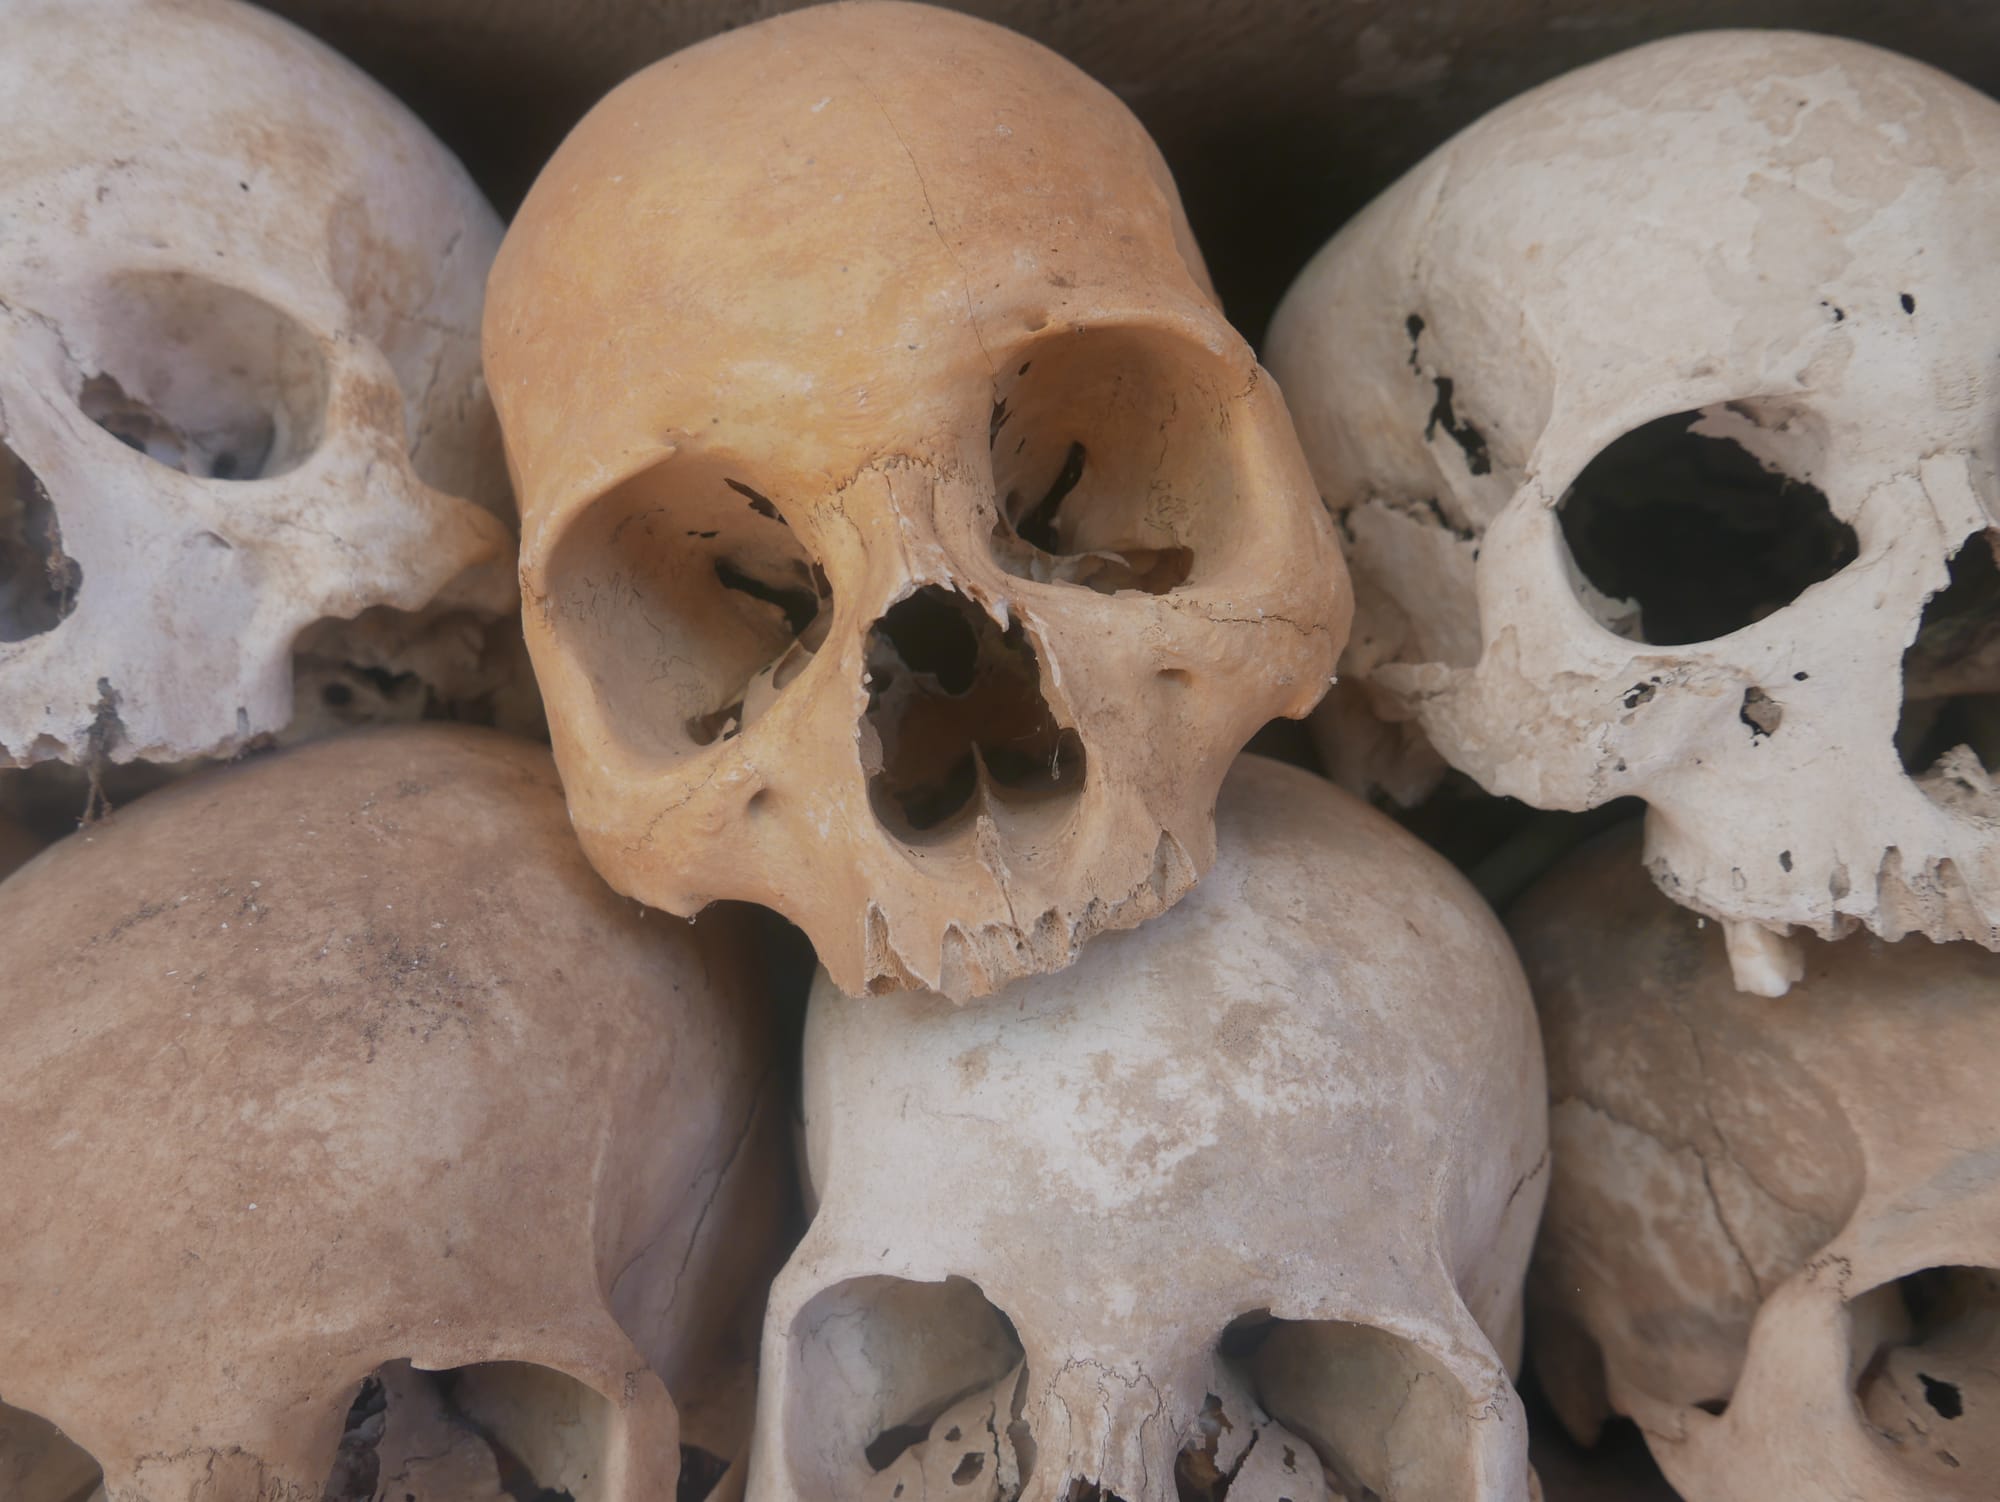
[1269,31,2000,990]
[485,1,1348,998]
[861,586,1085,839]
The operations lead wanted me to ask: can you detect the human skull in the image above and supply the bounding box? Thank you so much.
[1267,31,2000,994]
[484,0,1348,1001]
[0,0,517,771]
[748,755,1546,1502]
[1514,824,2000,1502]
[0,726,785,1501]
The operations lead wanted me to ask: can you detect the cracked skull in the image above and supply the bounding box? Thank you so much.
[748,756,1547,1502]
[1515,824,2000,1502]
[484,0,1347,1000]
[0,0,518,771]
[1268,31,2000,994]
[0,727,785,1502]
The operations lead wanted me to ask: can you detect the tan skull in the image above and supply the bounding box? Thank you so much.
[0,0,517,771]
[1269,31,2000,994]
[484,0,1348,1000]
[1515,825,2000,1502]
[0,726,785,1502]
[749,756,1546,1502]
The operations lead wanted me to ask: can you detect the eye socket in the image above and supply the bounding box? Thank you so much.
[1222,1312,1494,1500]
[1557,406,1858,645]
[73,272,327,481]
[987,328,1249,597]
[1851,1265,2000,1486]
[784,1275,1027,1502]
[324,1359,634,1501]
[1897,530,2000,809]
[541,461,831,763]
[0,438,78,643]
[0,1397,103,1501]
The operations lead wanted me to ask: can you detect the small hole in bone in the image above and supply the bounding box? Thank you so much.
[1896,531,2000,820]
[0,1396,105,1502]
[951,1452,985,1485]
[74,272,326,481]
[1852,1265,2000,1483]
[862,586,1085,837]
[1557,407,1857,645]
[0,438,80,642]
[987,327,1224,596]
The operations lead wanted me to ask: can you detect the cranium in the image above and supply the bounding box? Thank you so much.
[484,0,1348,1000]
[1515,824,2000,1501]
[0,726,784,1501]
[1268,31,2000,994]
[0,0,517,772]
[748,755,1546,1502]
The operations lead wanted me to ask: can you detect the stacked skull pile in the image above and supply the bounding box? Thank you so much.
[0,3,1992,1501]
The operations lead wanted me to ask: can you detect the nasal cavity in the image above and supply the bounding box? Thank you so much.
[862,586,1085,838]
[1558,407,1857,644]
[0,438,79,642]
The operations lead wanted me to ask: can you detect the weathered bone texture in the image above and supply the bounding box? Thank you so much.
[0,0,520,772]
[1268,31,2000,994]
[1515,824,2000,1502]
[485,0,1348,1001]
[0,726,785,1502]
[748,755,1546,1502]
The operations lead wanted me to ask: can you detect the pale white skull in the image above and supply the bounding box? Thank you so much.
[747,755,1546,1502]
[0,726,786,1502]
[483,0,1349,1001]
[1267,30,2000,994]
[1514,825,2000,1502]
[0,0,517,771]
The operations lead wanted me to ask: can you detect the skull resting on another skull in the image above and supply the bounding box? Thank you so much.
[485,0,1349,1000]
[1269,30,2000,994]
[749,756,1548,1502]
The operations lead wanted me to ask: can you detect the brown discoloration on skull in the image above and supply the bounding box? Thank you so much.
[0,726,786,1501]
[484,1,1348,999]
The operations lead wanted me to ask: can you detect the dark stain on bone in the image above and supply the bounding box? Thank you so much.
[1405,312,1425,369]
[1779,849,1793,872]
[1902,292,1918,315]
[713,556,820,639]
[1423,375,1492,476]
[1015,441,1088,553]
[722,477,781,521]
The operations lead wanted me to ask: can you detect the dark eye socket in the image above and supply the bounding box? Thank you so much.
[1558,407,1857,645]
